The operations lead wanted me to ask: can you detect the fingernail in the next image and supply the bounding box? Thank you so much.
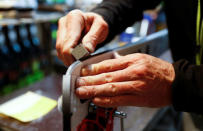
[83,42,94,53]
[69,48,73,54]
[76,88,87,94]
[93,97,100,101]
[76,78,86,86]
[81,65,92,76]
[81,68,88,76]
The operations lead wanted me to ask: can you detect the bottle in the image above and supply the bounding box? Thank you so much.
[16,25,34,59]
[26,24,44,84]
[26,24,41,56]
[140,13,156,37]
[119,27,135,45]
[3,25,22,90]
[50,21,58,49]
[15,25,34,88]
[0,27,9,89]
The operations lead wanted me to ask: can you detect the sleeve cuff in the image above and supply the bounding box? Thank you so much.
[172,59,203,114]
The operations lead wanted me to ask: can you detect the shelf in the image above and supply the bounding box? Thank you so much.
[0,11,64,26]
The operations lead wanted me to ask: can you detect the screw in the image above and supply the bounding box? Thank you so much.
[114,111,127,119]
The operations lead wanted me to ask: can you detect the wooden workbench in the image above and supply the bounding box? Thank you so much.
[0,75,63,131]
[0,75,168,131]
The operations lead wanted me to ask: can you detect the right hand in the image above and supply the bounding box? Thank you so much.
[56,10,109,66]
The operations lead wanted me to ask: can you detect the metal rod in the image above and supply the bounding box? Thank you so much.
[120,118,124,131]
[63,114,71,131]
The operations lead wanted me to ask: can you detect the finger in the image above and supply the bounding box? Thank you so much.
[93,94,170,108]
[92,95,145,107]
[57,51,63,61]
[75,81,145,99]
[92,95,155,107]
[80,53,142,76]
[56,10,85,65]
[57,51,72,66]
[81,57,129,76]
[62,53,74,66]
[78,66,142,86]
[82,13,108,52]
[56,40,74,66]
[56,18,67,61]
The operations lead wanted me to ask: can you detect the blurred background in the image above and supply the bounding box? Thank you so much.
[0,0,167,96]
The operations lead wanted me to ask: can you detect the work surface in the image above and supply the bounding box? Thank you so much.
[0,75,62,131]
[0,75,163,131]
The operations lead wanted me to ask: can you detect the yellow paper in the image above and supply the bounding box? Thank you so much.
[0,91,57,122]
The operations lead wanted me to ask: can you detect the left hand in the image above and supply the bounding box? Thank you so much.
[56,10,109,66]
[76,53,175,108]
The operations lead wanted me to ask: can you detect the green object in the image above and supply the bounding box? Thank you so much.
[51,30,57,39]
[17,78,28,89]
[32,70,44,82]
[2,84,16,95]
[196,0,203,65]
[56,0,64,3]
[0,64,44,96]
[51,19,58,23]
[25,70,44,85]
[32,60,40,72]
[26,74,35,85]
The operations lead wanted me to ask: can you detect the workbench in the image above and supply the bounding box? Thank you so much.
[0,75,62,131]
[0,74,171,131]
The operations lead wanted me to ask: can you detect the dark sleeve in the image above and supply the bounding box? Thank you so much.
[172,59,203,114]
[91,0,162,43]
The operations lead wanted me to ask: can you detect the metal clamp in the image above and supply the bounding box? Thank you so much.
[89,103,127,131]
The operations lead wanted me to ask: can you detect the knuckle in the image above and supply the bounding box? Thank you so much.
[104,74,113,83]
[106,98,113,105]
[140,65,148,72]
[91,34,98,41]
[109,83,116,93]
[91,64,98,73]
[55,43,61,51]
[68,9,83,17]
[58,16,66,25]
[135,66,148,77]
[136,53,146,59]
[71,34,81,42]
[86,34,98,44]
[92,86,97,96]
[62,48,71,56]
[131,65,147,77]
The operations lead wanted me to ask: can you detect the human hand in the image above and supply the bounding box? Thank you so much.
[56,10,109,66]
[76,53,175,108]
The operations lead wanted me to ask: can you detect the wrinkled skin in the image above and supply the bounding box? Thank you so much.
[76,53,175,108]
[56,10,176,108]
[56,10,109,66]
